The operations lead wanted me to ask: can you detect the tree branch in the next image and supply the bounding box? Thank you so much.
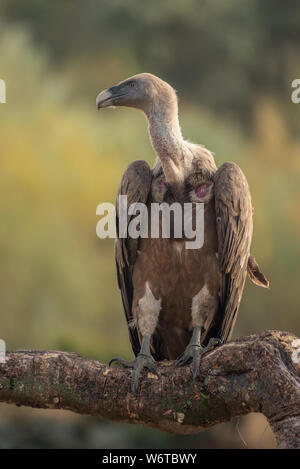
[0,331,299,448]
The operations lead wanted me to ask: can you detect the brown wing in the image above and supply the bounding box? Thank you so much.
[115,160,152,356]
[213,162,253,342]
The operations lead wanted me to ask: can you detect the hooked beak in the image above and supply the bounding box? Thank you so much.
[96,89,113,109]
[96,85,124,109]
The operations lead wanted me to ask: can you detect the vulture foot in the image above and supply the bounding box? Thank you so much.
[109,335,157,394]
[109,353,157,394]
[174,337,222,379]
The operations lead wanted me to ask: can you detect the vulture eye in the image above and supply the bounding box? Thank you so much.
[128,82,135,88]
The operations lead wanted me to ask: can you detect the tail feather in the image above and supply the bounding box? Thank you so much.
[247,254,269,288]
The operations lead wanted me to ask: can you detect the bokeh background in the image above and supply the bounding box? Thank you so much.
[0,0,299,449]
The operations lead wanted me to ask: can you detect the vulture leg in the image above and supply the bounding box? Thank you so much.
[109,336,157,394]
[110,279,161,394]
[174,326,221,379]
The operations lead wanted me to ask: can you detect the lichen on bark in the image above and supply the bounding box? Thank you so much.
[0,331,299,448]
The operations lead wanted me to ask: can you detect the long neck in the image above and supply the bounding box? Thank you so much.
[146,106,188,185]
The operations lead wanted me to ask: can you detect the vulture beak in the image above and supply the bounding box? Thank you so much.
[96,85,123,109]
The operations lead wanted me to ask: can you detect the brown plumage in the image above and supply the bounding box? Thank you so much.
[96,73,269,392]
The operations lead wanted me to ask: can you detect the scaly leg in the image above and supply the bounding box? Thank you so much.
[110,283,161,393]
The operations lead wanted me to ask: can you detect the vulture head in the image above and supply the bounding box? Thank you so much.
[96,73,178,118]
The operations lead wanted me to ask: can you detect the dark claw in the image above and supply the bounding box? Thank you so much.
[109,353,157,394]
[109,357,134,368]
[145,360,159,376]
[174,344,203,378]
[174,337,222,379]
[192,352,201,379]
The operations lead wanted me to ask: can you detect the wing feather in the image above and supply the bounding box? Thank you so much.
[115,160,152,356]
[214,162,253,342]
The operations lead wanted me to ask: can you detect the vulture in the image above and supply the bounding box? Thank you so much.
[96,73,269,393]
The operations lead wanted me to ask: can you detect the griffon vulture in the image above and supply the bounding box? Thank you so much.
[96,73,269,393]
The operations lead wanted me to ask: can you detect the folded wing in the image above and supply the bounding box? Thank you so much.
[214,162,253,342]
[115,160,152,356]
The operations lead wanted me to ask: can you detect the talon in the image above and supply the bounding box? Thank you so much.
[146,362,158,375]
[109,357,123,366]
[192,353,201,380]
[108,352,157,395]
[109,357,134,368]
[174,345,204,379]
[174,336,222,378]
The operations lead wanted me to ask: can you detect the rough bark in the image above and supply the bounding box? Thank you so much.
[0,330,299,448]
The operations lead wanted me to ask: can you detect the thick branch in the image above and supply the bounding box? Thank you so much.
[0,331,299,448]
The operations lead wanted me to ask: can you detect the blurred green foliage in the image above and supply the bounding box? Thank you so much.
[0,1,299,449]
[1,0,300,127]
